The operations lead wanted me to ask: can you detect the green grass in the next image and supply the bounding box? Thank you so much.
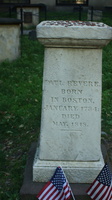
[0,37,44,199]
[0,10,112,199]
[102,40,112,134]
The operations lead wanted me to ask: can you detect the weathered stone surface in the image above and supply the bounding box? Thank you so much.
[0,18,21,62]
[33,21,112,183]
[37,21,112,47]
[38,48,102,162]
[33,149,104,183]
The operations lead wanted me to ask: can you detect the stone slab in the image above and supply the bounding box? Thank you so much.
[0,18,22,25]
[33,152,104,184]
[37,48,103,163]
[36,21,112,48]
[0,23,21,62]
[20,142,111,200]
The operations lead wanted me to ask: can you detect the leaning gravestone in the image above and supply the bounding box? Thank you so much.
[33,21,112,183]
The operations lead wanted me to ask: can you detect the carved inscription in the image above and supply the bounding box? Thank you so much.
[45,80,100,87]
[44,79,100,132]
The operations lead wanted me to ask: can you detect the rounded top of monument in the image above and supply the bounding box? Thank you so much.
[40,20,107,28]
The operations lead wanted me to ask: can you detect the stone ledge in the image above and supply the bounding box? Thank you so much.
[37,21,112,40]
[20,142,110,200]
[36,21,112,48]
[37,38,111,48]
[33,146,104,183]
[0,18,22,25]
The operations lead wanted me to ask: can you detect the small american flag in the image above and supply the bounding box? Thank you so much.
[86,163,112,200]
[37,166,73,200]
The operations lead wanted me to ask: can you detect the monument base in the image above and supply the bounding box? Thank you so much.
[20,142,110,200]
[20,143,92,200]
[33,147,104,183]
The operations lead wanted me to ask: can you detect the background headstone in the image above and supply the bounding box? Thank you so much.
[0,18,21,62]
[17,5,39,28]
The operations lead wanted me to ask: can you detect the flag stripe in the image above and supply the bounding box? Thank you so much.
[91,183,103,199]
[38,183,54,200]
[40,184,53,200]
[95,185,108,200]
[87,180,99,195]
[37,167,73,200]
[63,182,71,198]
[64,189,71,198]
[93,184,107,200]
[103,185,112,200]
[86,179,97,194]
[88,181,101,197]
[43,185,58,200]
[47,187,59,200]
[107,190,112,200]
[49,189,60,200]
[54,189,65,200]
[37,182,52,199]
[60,190,66,200]
[86,164,112,200]
[99,185,110,200]
[59,188,70,200]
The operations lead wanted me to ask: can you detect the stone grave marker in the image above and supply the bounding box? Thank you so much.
[17,5,39,28]
[33,21,112,183]
[0,18,21,62]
